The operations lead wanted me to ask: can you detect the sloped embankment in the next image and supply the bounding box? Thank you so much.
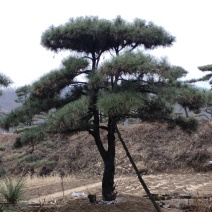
[0,121,211,177]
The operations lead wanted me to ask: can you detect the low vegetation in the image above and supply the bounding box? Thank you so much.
[0,121,212,178]
[0,177,26,205]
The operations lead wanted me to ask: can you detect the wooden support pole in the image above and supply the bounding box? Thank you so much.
[115,124,161,212]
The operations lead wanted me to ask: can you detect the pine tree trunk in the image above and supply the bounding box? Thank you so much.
[101,117,116,201]
[102,158,116,200]
[183,106,189,118]
[90,101,116,200]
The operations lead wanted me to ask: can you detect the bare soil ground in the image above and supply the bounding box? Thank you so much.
[20,172,212,211]
[26,195,157,212]
[26,173,212,202]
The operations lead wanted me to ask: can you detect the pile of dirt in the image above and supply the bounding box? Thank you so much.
[6,194,156,212]
[0,121,212,177]
[25,195,156,212]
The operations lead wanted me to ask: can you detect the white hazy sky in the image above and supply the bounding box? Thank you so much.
[0,0,212,88]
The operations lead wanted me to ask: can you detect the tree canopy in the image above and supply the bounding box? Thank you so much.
[187,64,212,88]
[41,16,175,69]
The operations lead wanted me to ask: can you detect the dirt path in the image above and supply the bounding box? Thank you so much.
[27,181,102,203]
[27,177,127,203]
[117,173,212,197]
[27,173,212,204]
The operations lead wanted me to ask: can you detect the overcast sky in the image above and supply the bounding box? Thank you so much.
[0,0,211,88]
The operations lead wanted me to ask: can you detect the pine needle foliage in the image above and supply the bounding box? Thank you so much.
[97,92,141,116]
[46,96,90,133]
[0,73,12,88]
[188,64,212,87]
[13,125,46,148]
[0,73,12,99]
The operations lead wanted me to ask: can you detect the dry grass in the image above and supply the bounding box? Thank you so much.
[21,173,100,203]
[1,121,212,177]
[24,174,76,189]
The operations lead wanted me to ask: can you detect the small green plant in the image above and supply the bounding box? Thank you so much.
[13,137,23,149]
[45,140,54,148]
[13,125,47,152]
[0,167,6,178]
[0,147,5,151]
[12,149,24,154]
[0,177,26,205]
[27,159,56,168]
[18,154,36,163]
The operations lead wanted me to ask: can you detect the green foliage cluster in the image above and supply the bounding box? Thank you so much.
[18,154,36,163]
[47,96,90,133]
[32,57,89,98]
[0,177,26,205]
[97,91,141,116]
[41,16,174,53]
[17,152,56,169]
[15,85,30,104]
[101,52,154,76]
[0,147,5,151]
[175,86,207,113]
[27,159,55,168]
[172,116,198,134]
[0,73,12,97]
[0,73,12,88]
[188,64,212,88]
[13,125,46,148]
[0,167,6,178]
[138,96,173,120]
[44,140,54,148]
[0,108,26,131]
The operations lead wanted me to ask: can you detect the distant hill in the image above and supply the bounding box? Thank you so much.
[0,88,20,112]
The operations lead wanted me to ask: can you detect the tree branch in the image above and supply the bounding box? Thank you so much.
[82,56,92,60]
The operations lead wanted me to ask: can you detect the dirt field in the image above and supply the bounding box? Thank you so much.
[20,172,212,211]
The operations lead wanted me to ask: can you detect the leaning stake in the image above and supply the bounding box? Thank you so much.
[115,123,161,212]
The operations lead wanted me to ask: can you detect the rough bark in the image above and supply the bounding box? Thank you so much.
[90,116,116,201]
[102,158,116,200]
[102,117,116,200]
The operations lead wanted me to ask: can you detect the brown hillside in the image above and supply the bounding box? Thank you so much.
[0,121,212,178]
